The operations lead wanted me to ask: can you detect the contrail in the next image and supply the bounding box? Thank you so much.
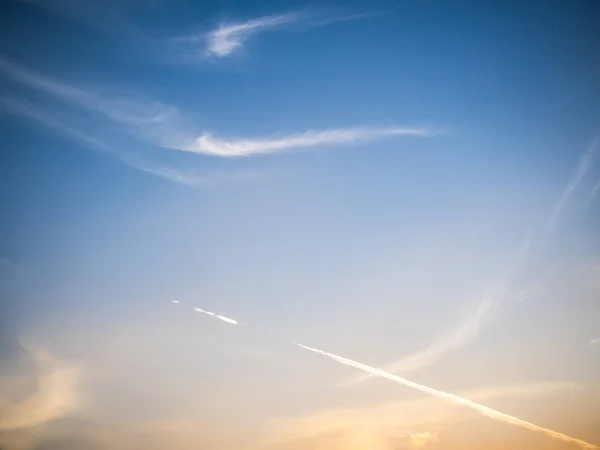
[296,343,598,450]
[174,302,242,326]
[191,306,240,325]
[171,301,597,449]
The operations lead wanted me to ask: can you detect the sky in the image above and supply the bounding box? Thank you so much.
[0,0,600,449]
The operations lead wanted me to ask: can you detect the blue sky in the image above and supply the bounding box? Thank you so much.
[1,1,600,449]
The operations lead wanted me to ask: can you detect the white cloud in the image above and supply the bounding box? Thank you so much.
[1,95,280,186]
[205,13,300,58]
[591,337,600,345]
[1,56,437,160]
[179,127,437,157]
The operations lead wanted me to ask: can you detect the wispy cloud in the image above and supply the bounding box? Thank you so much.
[176,9,385,60]
[204,13,300,58]
[308,10,390,28]
[178,127,438,157]
[0,56,185,147]
[1,56,436,161]
[0,97,203,186]
[591,337,600,345]
[547,137,599,232]
[344,292,499,386]
[0,346,80,432]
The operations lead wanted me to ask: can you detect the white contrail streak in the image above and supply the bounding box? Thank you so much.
[188,304,240,325]
[171,301,597,449]
[216,314,239,325]
[296,343,597,450]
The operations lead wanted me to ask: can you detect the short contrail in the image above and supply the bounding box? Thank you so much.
[172,302,597,449]
[190,305,240,325]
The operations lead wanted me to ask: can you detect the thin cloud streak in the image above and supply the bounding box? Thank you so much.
[547,137,599,233]
[590,337,600,345]
[0,56,183,146]
[1,96,283,185]
[308,10,390,28]
[0,97,201,186]
[345,294,498,385]
[179,127,438,157]
[0,56,437,160]
[591,180,600,204]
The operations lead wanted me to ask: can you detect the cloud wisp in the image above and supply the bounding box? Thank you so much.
[176,9,386,60]
[205,13,300,58]
[547,137,599,234]
[1,56,438,161]
[590,337,600,345]
[344,293,498,386]
[178,127,437,157]
[0,56,185,147]
[0,347,80,432]
[0,96,204,186]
